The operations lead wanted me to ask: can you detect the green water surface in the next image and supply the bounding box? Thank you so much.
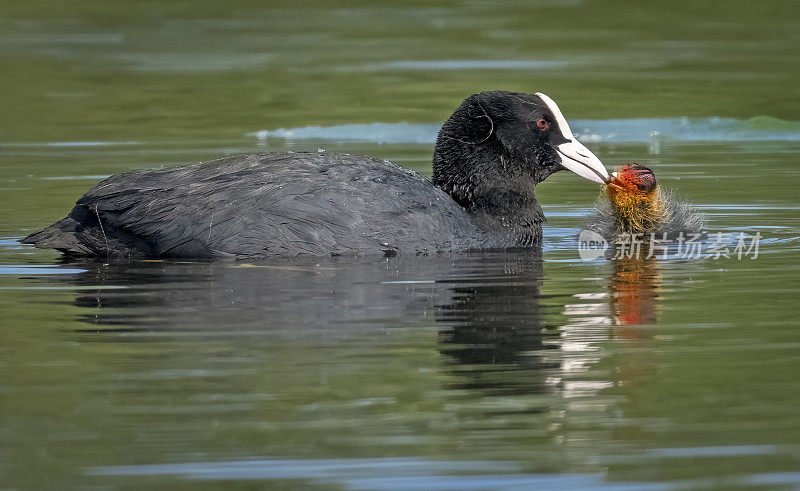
[1,1,800,489]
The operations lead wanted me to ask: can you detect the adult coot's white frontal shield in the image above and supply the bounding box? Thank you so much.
[535,92,610,184]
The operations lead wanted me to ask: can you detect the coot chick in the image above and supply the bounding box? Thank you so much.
[587,163,704,237]
[24,91,609,259]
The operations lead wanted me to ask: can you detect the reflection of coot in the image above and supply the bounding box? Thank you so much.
[63,257,460,333]
[436,253,555,397]
[60,254,554,397]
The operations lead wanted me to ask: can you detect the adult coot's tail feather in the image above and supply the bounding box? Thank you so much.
[22,201,153,258]
[21,216,90,254]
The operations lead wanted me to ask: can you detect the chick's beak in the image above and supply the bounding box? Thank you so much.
[535,91,610,184]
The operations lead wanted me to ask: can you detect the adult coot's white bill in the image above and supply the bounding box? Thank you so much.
[24,91,609,259]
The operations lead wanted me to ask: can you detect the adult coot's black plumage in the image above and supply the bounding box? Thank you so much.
[24,91,609,259]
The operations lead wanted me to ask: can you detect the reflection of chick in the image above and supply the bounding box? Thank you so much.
[610,257,661,326]
[607,257,660,394]
[587,163,704,238]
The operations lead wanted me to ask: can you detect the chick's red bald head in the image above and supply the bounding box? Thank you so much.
[610,164,657,194]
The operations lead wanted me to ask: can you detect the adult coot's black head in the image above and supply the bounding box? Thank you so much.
[433,90,609,244]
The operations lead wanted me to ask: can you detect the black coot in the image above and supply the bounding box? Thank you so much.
[24,91,609,259]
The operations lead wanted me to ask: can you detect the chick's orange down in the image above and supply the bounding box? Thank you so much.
[605,164,666,234]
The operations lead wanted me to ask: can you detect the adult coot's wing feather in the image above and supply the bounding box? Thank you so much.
[24,153,482,258]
